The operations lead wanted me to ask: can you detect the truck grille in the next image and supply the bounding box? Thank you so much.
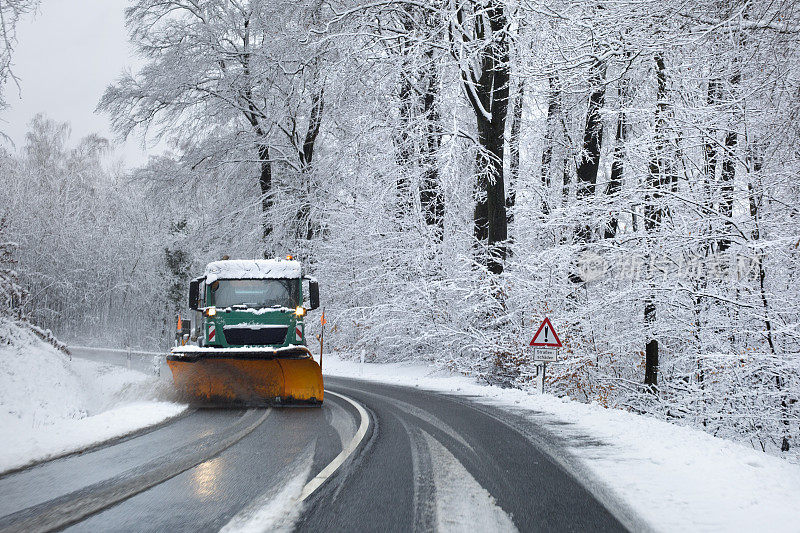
[222,326,288,346]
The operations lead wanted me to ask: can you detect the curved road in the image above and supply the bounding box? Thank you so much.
[0,357,634,532]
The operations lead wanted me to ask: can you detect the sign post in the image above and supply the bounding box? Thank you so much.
[528,317,563,394]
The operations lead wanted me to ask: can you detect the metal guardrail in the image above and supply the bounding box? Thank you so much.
[69,345,167,376]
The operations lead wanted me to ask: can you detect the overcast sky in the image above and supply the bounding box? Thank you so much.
[1,0,157,167]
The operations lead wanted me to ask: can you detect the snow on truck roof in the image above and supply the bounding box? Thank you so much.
[204,259,302,284]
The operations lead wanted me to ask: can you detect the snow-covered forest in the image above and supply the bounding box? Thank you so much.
[2,0,799,457]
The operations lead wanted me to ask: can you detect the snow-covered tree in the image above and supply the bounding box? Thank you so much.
[0,0,38,116]
[3,0,797,458]
[100,0,332,250]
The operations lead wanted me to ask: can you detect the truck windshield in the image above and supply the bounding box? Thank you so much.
[208,279,298,308]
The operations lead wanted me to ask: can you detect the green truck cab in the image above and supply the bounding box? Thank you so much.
[187,258,320,354]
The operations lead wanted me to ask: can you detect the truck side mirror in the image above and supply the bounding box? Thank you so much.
[189,279,200,310]
[309,281,320,310]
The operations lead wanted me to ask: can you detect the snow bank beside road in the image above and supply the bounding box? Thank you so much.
[323,355,800,532]
[0,324,186,473]
[0,400,186,474]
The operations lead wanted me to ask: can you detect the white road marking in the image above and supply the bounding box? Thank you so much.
[344,386,474,452]
[221,391,369,532]
[298,390,370,502]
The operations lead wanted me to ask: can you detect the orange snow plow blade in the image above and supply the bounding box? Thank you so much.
[166,347,323,406]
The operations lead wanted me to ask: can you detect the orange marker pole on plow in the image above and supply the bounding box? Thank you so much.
[317,308,327,371]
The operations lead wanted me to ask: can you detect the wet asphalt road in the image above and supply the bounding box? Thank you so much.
[299,377,627,533]
[0,357,632,532]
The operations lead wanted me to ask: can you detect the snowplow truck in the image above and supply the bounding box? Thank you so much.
[167,258,323,405]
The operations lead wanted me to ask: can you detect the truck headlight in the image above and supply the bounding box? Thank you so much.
[205,306,217,317]
[295,306,306,317]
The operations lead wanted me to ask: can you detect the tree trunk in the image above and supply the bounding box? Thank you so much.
[258,142,273,241]
[694,78,720,409]
[704,79,720,201]
[644,322,658,387]
[395,66,414,219]
[299,87,325,171]
[297,86,325,240]
[241,18,275,248]
[507,78,523,225]
[562,160,571,208]
[394,5,418,221]
[718,72,739,254]
[643,53,672,391]
[420,46,444,239]
[748,148,789,450]
[452,0,509,274]
[574,60,606,245]
[540,75,562,217]
[475,114,508,274]
[605,70,629,239]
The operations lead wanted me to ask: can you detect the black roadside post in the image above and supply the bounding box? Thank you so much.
[318,307,326,371]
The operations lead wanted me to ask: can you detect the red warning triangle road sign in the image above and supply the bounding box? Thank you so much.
[529,317,562,348]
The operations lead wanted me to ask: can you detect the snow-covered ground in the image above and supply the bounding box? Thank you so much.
[0,324,186,473]
[323,354,800,533]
